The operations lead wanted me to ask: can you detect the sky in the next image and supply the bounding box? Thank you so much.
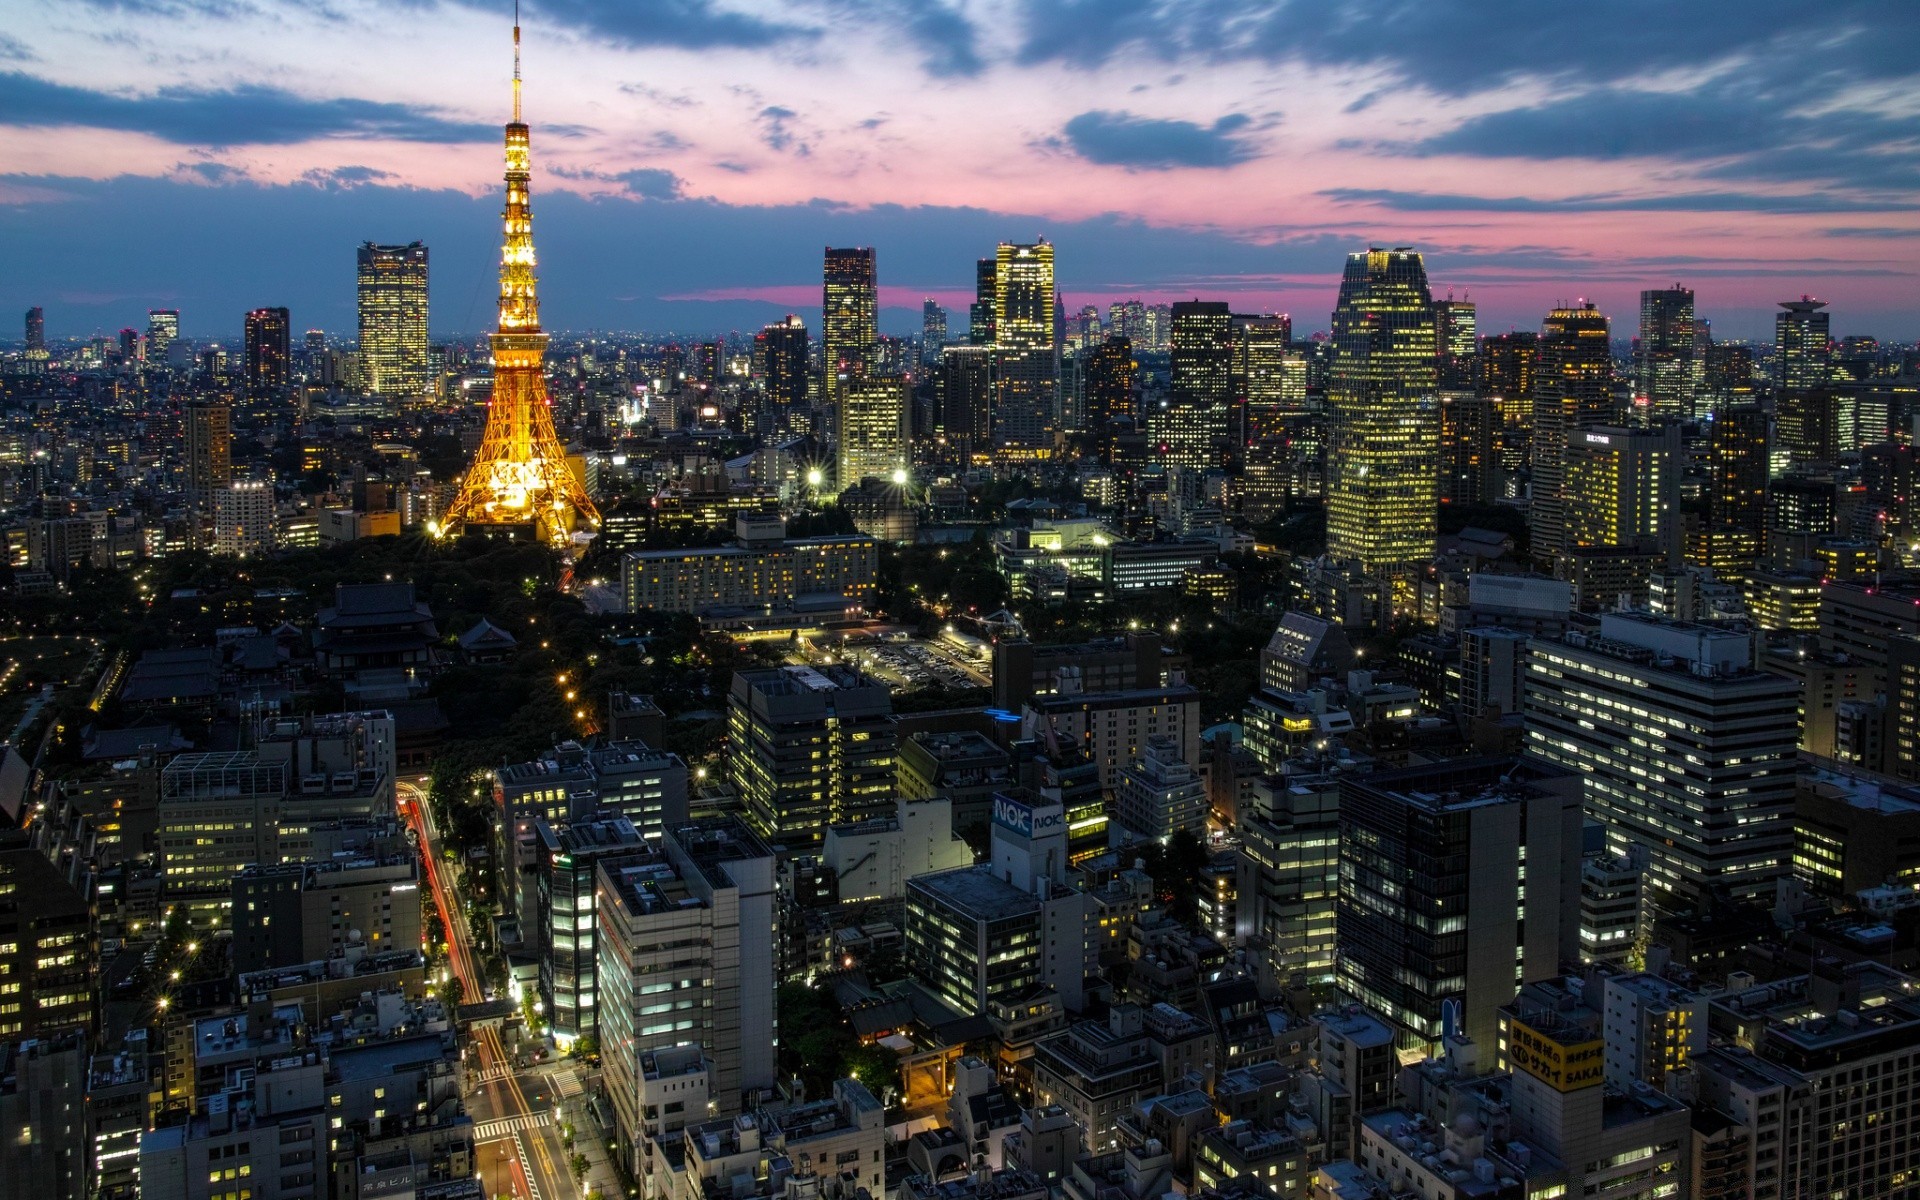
[4,0,1920,344]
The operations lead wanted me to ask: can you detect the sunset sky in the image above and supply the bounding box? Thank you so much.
[4,0,1918,342]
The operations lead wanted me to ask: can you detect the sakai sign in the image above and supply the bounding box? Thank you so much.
[992,795,1064,839]
[1508,1017,1603,1092]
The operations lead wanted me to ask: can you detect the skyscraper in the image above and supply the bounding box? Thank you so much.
[1082,335,1133,454]
[438,16,598,547]
[823,246,878,403]
[970,258,997,346]
[1704,404,1769,582]
[920,298,947,361]
[992,241,1059,452]
[1530,303,1614,567]
[727,666,897,849]
[1561,423,1682,564]
[1236,315,1307,518]
[1433,296,1477,388]
[1635,285,1697,418]
[147,309,179,362]
[356,241,430,397]
[1480,329,1537,487]
[755,314,809,413]
[939,345,993,457]
[243,306,291,396]
[23,307,44,353]
[1324,248,1439,596]
[1161,300,1233,468]
[836,374,909,489]
[1775,296,1831,390]
[1440,395,1498,506]
[183,396,232,511]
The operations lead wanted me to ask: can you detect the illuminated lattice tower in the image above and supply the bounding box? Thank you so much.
[440,15,599,549]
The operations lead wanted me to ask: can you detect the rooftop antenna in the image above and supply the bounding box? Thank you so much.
[512,0,522,124]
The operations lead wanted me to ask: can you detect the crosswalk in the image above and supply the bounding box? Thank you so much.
[468,1063,520,1085]
[474,1112,553,1140]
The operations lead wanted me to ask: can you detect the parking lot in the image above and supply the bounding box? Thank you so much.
[794,630,990,692]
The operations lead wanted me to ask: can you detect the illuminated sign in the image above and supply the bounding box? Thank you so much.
[991,795,1064,838]
[1508,1018,1603,1092]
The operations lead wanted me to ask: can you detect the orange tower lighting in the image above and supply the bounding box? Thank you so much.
[438,8,600,550]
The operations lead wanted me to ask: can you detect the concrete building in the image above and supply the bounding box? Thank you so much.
[822,797,972,903]
[727,665,896,851]
[0,1033,87,1200]
[897,731,1015,835]
[1020,685,1202,790]
[1792,769,1920,900]
[992,632,1167,712]
[0,830,94,1040]
[230,855,420,975]
[623,516,878,619]
[1336,757,1583,1051]
[1524,612,1801,910]
[600,817,776,1174]
[533,817,649,1041]
[1113,735,1208,843]
[157,752,289,922]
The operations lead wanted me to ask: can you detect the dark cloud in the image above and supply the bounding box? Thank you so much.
[757,106,808,155]
[1055,109,1257,169]
[523,0,814,50]
[297,165,397,188]
[0,70,494,145]
[615,168,684,199]
[878,0,983,77]
[1826,226,1920,239]
[1015,0,1920,97]
[0,34,37,61]
[1323,188,1920,216]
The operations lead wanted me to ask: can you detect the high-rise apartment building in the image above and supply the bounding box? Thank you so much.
[726,665,897,850]
[992,241,1059,452]
[939,345,993,454]
[1775,296,1831,390]
[1635,285,1697,417]
[1082,335,1134,441]
[1524,612,1800,909]
[147,309,180,362]
[182,397,232,512]
[823,246,878,403]
[1324,248,1440,596]
[1161,300,1233,468]
[921,297,947,361]
[1530,303,1614,566]
[754,314,809,414]
[1336,757,1582,1050]
[970,257,997,346]
[242,305,290,396]
[24,306,44,353]
[836,373,909,489]
[212,480,275,558]
[1703,404,1769,582]
[355,241,430,397]
[1440,395,1498,505]
[1479,329,1536,483]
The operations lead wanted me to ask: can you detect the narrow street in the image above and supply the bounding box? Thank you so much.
[402,780,580,1200]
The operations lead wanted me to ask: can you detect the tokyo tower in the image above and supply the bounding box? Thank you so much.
[438,10,599,549]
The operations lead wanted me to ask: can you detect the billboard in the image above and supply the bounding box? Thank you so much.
[1508,1017,1603,1092]
[991,794,1065,839]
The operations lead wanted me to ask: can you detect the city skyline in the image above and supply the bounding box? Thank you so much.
[5,0,1920,339]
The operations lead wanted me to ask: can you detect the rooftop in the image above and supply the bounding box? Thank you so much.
[909,866,1041,924]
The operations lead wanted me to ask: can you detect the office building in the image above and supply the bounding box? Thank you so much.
[727,665,896,849]
[922,297,947,360]
[1479,329,1537,482]
[970,257,997,346]
[1524,612,1800,909]
[940,344,994,455]
[1690,964,1920,1199]
[147,309,180,361]
[1324,248,1439,599]
[1336,757,1582,1050]
[1702,404,1769,582]
[211,479,274,558]
[0,831,94,1040]
[1440,394,1498,505]
[1775,296,1831,390]
[1433,296,1476,388]
[534,817,649,1040]
[599,817,776,1156]
[1792,770,1920,900]
[993,241,1060,452]
[1020,685,1202,790]
[1531,302,1615,566]
[1819,579,1920,696]
[0,1035,87,1200]
[1636,284,1697,417]
[1160,300,1233,469]
[355,241,430,397]
[837,373,909,489]
[1578,852,1644,966]
[1082,335,1133,439]
[1113,735,1207,843]
[1235,771,1340,982]
[823,797,971,903]
[243,305,290,395]
[621,515,878,619]
[823,246,877,403]
[230,855,421,975]
[182,396,232,512]
[157,752,289,919]
[1560,423,1681,564]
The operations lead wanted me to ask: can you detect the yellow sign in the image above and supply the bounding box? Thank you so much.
[1508,1018,1603,1092]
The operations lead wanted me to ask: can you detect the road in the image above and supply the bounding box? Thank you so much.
[401,780,577,1200]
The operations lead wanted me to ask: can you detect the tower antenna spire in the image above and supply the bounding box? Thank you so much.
[512,0,522,123]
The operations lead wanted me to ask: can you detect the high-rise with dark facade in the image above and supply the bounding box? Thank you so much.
[921,298,947,361]
[823,246,878,404]
[356,241,430,397]
[183,396,232,512]
[1636,284,1697,418]
[1530,303,1614,567]
[1433,296,1477,388]
[992,241,1059,453]
[1082,335,1133,443]
[754,314,809,416]
[1325,248,1439,599]
[1161,300,1234,469]
[939,345,993,455]
[24,306,44,353]
[243,305,290,396]
[1703,404,1769,582]
[970,257,997,346]
[1775,296,1831,390]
